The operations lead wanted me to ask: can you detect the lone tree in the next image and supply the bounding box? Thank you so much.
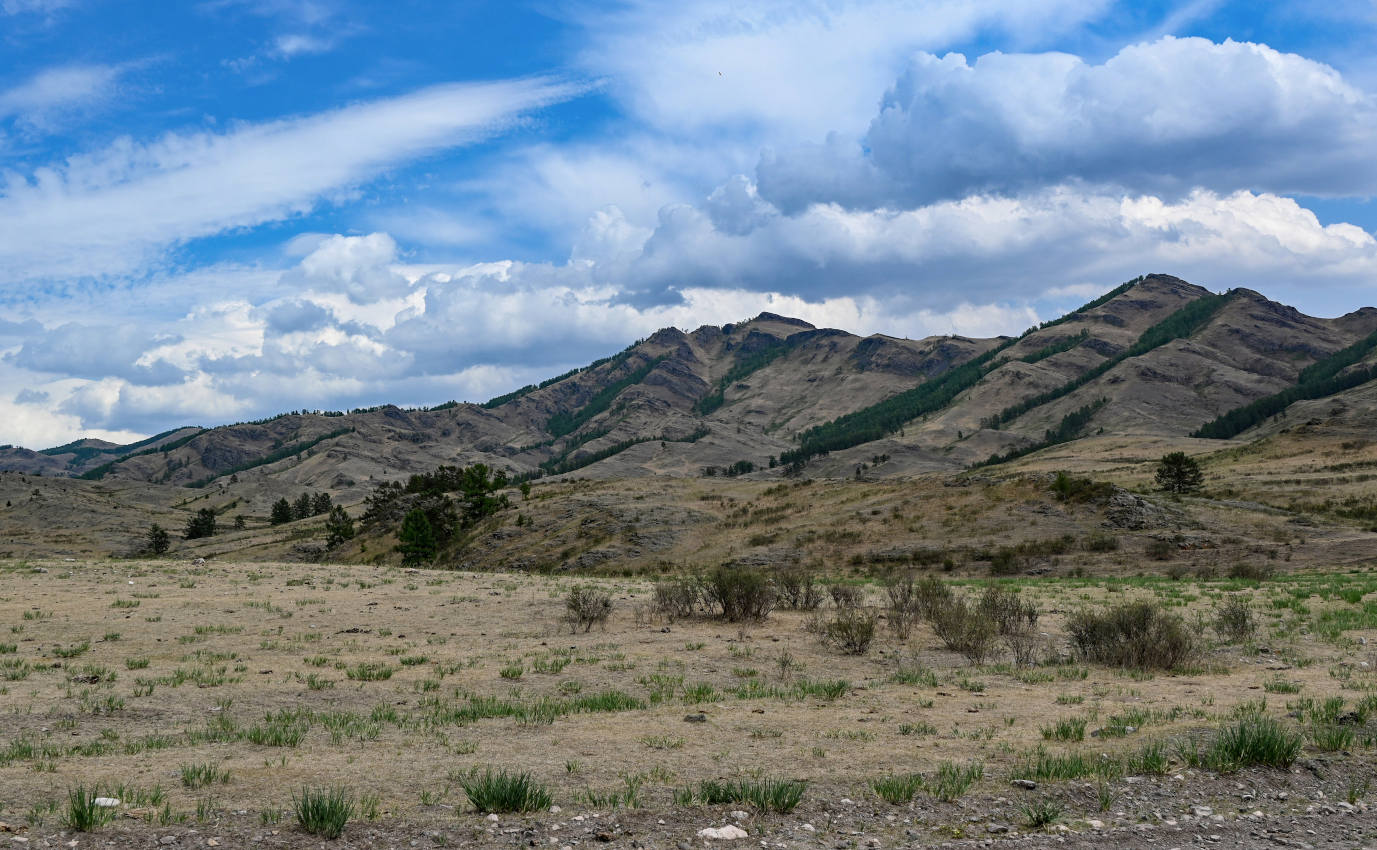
[270,498,294,525]
[184,508,216,540]
[146,523,170,556]
[1155,451,1203,495]
[325,506,355,547]
[397,508,436,566]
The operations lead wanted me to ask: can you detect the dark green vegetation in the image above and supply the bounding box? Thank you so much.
[977,399,1107,467]
[696,334,799,415]
[1155,451,1204,494]
[984,290,1235,429]
[79,429,205,480]
[1194,325,1377,439]
[361,463,511,565]
[547,355,666,438]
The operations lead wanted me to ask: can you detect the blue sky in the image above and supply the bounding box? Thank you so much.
[3,0,1377,448]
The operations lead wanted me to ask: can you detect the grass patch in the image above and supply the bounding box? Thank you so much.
[459,768,552,814]
[292,786,353,839]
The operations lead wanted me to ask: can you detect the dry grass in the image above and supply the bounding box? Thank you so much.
[1,554,1376,833]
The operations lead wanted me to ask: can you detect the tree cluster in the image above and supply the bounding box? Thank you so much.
[184,508,216,539]
[270,491,333,525]
[360,463,513,567]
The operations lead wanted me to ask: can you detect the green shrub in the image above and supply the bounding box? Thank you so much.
[293,786,353,839]
[1065,601,1196,670]
[459,768,552,813]
[1227,562,1274,581]
[1084,532,1120,552]
[700,566,775,622]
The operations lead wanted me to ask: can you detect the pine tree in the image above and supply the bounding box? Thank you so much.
[311,492,333,515]
[293,493,313,521]
[146,523,170,555]
[1155,451,1204,494]
[397,508,436,567]
[183,508,216,539]
[325,506,355,547]
[270,498,294,525]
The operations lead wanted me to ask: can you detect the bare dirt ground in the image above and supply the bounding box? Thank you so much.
[2,556,1377,848]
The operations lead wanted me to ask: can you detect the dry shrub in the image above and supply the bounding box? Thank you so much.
[825,607,876,655]
[884,572,920,640]
[930,596,997,664]
[829,584,864,609]
[913,576,953,620]
[774,566,823,610]
[1213,595,1255,643]
[564,586,613,633]
[1065,601,1196,670]
[978,586,1040,667]
[653,577,699,621]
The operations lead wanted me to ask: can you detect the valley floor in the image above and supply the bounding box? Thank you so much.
[2,559,1377,847]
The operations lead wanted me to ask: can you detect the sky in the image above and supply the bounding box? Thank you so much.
[3,0,1377,449]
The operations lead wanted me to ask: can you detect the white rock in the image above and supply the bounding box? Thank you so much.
[731,811,749,821]
[1191,806,1212,817]
[801,824,815,832]
[698,826,749,840]
[549,806,561,814]
[840,798,855,805]
[1087,820,1104,829]
[93,797,120,808]
[487,814,499,822]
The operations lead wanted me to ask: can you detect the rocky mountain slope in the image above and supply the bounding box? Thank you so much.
[5,274,1376,504]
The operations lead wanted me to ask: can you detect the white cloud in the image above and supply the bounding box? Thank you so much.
[0,77,585,284]
[0,0,75,14]
[579,0,1112,141]
[0,64,124,132]
[759,37,1377,210]
[272,33,333,57]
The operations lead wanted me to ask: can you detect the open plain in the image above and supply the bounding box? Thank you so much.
[3,542,1377,848]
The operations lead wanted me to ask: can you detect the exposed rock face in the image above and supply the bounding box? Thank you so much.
[1103,490,1180,530]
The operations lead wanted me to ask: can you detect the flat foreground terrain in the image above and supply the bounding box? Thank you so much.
[2,558,1377,847]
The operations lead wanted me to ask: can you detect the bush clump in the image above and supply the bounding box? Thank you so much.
[930,596,997,664]
[564,586,613,633]
[773,566,823,610]
[1212,594,1255,643]
[1065,601,1196,670]
[652,577,699,621]
[825,607,876,655]
[700,565,775,622]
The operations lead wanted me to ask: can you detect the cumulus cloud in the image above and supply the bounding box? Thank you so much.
[759,37,1377,211]
[0,77,584,284]
[281,233,414,304]
[9,323,187,385]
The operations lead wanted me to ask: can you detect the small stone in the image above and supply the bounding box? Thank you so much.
[840,798,855,805]
[731,811,749,821]
[93,797,120,807]
[801,824,815,832]
[697,825,749,840]
[1010,780,1037,790]
[207,841,220,847]
[159,837,177,846]
[549,806,561,814]
[1192,806,1213,817]
[1087,820,1104,829]
[488,814,500,822]
[987,824,1009,834]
